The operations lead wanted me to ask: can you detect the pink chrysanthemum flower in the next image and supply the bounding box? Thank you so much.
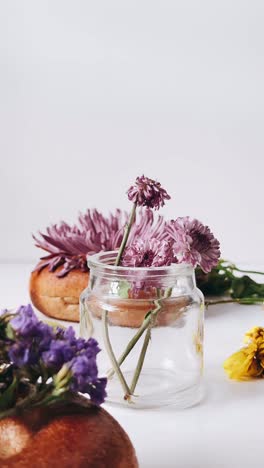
[33,209,166,276]
[127,175,170,210]
[121,238,176,268]
[165,217,220,273]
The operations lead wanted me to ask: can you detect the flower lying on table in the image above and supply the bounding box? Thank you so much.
[224,326,264,380]
[0,305,107,419]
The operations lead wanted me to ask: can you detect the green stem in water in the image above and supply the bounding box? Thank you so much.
[107,288,173,379]
[115,202,137,266]
[107,309,153,379]
[130,299,161,394]
[130,327,152,395]
[102,310,132,401]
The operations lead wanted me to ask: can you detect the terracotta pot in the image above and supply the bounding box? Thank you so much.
[0,396,138,468]
[29,266,89,322]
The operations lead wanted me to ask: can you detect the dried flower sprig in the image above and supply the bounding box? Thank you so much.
[224,326,264,380]
[115,176,170,266]
[0,305,107,419]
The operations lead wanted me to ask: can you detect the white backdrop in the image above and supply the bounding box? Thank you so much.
[0,0,263,263]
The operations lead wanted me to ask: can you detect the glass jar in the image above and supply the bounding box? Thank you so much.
[80,251,204,409]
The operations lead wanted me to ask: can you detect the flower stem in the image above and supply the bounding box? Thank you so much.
[232,267,264,276]
[130,299,161,394]
[0,407,16,420]
[101,310,132,401]
[107,288,172,379]
[107,309,153,379]
[206,297,264,307]
[130,327,152,395]
[115,202,137,266]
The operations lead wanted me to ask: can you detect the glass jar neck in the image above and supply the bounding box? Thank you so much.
[87,251,196,292]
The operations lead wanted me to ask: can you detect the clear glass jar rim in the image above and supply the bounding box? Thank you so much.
[87,250,194,275]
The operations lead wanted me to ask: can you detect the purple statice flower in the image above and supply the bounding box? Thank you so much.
[121,238,176,268]
[10,304,39,337]
[75,337,101,356]
[42,327,101,373]
[165,217,221,273]
[69,354,107,405]
[8,341,37,366]
[127,175,171,210]
[86,377,107,406]
[42,339,75,371]
[33,208,167,277]
[4,303,106,406]
[10,305,53,349]
[55,327,101,357]
[8,305,54,366]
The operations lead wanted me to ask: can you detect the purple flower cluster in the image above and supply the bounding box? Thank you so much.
[165,217,220,273]
[8,304,106,405]
[121,238,176,268]
[9,305,53,366]
[121,217,220,273]
[127,175,171,210]
[70,355,107,405]
[33,175,221,275]
[33,208,166,277]
[123,176,220,272]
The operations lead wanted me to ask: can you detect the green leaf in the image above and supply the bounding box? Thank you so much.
[0,377,17,411]
[196,266,232,296]
[117,281,131,299]
[5,323,15,340]
[231,276,264,299]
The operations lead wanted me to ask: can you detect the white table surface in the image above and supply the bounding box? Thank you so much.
[1,263,264,468]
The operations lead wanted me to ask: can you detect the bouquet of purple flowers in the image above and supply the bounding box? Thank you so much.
[0,305,106,419]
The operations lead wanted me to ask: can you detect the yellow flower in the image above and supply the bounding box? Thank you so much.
[224,342,263,380]
[244,326,264,344]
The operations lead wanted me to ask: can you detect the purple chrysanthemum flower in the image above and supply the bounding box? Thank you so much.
[165,217,221,273]
[33,208,166,277]
[121,238,176,268]
[127,175,171,210]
